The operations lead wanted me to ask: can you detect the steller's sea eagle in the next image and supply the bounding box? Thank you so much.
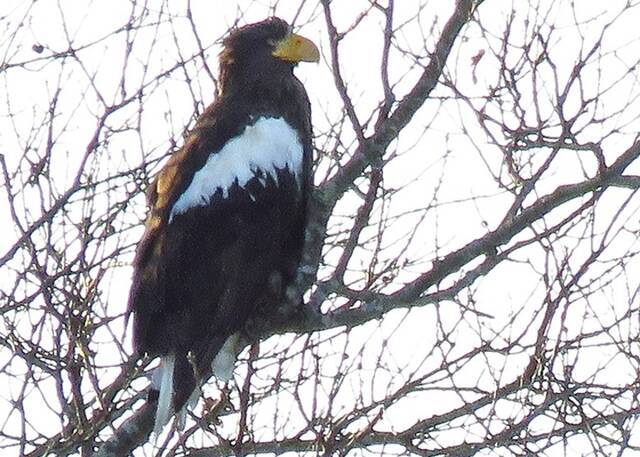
[127,17,318,432]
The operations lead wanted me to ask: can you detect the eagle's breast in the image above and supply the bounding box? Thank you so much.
[169,116,303,221]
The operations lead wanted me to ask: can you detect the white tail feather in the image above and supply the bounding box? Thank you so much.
[153,353,175,435]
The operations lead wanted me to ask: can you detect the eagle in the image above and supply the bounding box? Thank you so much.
[127,17,318,432]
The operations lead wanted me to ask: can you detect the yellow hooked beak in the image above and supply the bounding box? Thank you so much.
[272,33,320,63]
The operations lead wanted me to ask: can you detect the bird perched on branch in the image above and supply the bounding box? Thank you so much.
[127,17,318,433]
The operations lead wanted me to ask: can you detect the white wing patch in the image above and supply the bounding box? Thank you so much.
[169,117,303,221]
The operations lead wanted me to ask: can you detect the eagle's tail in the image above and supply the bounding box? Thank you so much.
[152,352,197,435]
[151,334,242,435]
[153,352,176,435]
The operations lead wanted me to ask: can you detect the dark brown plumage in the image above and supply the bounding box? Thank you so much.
[127,17,318,430]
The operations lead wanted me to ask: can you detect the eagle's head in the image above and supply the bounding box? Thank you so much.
[218,17,319,95]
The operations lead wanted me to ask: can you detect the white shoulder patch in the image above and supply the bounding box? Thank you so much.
[169,117,304,221]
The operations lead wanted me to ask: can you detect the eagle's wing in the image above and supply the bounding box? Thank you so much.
[127,102,242,344]
[128,111,307,408]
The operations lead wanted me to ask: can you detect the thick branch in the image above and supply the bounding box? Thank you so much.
[93,403,155,457]
[275,139,640,334]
